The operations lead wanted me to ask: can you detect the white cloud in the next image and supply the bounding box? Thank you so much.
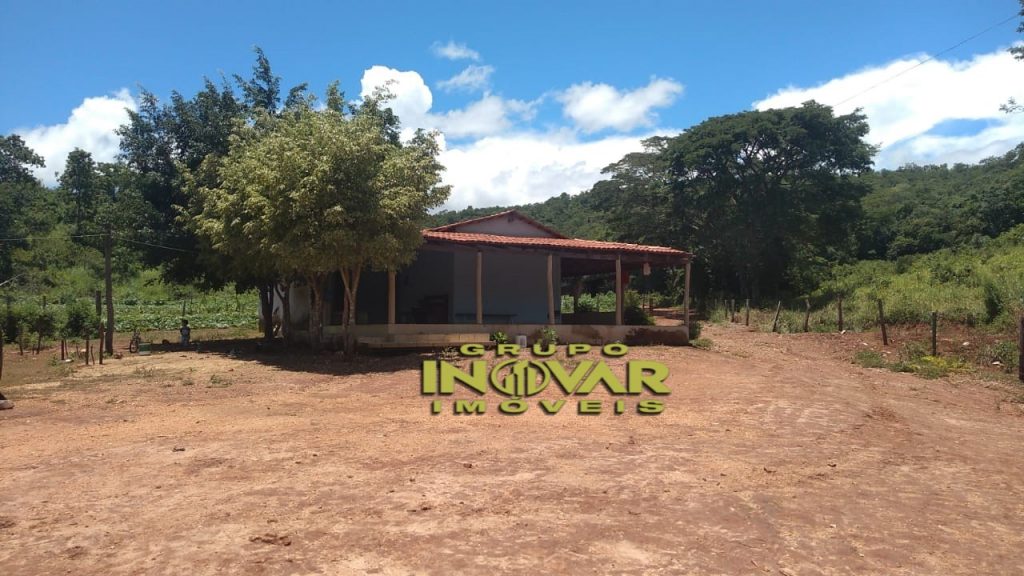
[438,130,667,209]
[16,89,136,186]
[431,40,480,62]
[557,77,683,133]
[360,65,535,140]
[753,46,1024,168]
[437,64,494,93]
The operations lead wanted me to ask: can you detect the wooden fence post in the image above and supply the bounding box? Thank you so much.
[877,299,888,346]
[771,301,782,333]
[931,311,938,357]
[84,336,90,365]
[744,299,750,327]
[1018,314,1023,384]
[98,322,104,365]
[803,298,811,332]
[838,296,844,332]
[0,325,4,382]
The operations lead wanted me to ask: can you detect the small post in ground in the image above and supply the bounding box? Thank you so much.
[1018,314,1023,383]
[803,298,811,332]
[931,311,938,357]
[98,322,104,365]
[877,299,888,346]
[745,299,750,326]
[771,301,782,333]
[838,296,844,332]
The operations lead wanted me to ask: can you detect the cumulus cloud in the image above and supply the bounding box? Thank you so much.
[557,77,683,133]
[753,46,1024,168]
[438,130,668,209]
[16,89,136,186]
[360,65,535,140]
[437,64,494,93]
[431,40,480,61]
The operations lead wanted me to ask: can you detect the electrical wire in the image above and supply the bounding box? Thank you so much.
[832,12,1021,108]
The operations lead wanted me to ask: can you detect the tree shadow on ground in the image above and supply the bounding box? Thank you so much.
[149,337,436,378]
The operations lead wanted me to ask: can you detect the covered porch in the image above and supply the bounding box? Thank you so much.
[310,232,693,347]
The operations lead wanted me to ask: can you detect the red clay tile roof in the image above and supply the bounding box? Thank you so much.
[422,229,692,259]
[428,209,569,239]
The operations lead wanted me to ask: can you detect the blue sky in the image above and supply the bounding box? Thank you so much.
[2,0,1022,208]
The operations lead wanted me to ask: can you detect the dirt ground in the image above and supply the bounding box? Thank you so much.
[2,324,1024,575]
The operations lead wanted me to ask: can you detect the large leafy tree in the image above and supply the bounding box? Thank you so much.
[596,102,875,299]
[0,135,47,281]
[0,135,44,184]
[117,47,310,338]
[196,101,449,350]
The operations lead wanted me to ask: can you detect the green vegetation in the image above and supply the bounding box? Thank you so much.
[691,337,713,350]
[854,343,970,380]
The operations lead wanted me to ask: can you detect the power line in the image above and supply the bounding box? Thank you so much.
[117,237,198,254]
[0,233,106,241]
[0,232,198,254]
[833,12,1020,108]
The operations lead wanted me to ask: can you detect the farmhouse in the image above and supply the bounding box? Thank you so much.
[286,210,693,347]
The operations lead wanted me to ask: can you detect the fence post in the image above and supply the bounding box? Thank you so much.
[98,322,104,365]
[837,296,844,332]
[877,299,888,346]
[771,301,782,333]
[0,325,4,382]
[931,311,938,357]
[1018,314,1023,384]
[803,298,811,332]
[744,299,750,326]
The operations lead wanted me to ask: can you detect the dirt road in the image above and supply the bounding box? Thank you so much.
[1,325,1023,575]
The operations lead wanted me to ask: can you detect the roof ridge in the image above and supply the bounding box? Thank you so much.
[429,209,568,239]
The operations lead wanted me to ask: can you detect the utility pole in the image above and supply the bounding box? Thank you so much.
[104,227,114,353]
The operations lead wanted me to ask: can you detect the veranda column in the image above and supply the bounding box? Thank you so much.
[683,260,692,334]
[476,250,483,324]
[387,270,396,325]
[615,254,623,326]
[547,253,555,324]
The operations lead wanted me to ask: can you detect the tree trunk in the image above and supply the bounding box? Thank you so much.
[258,284,274,341]
[104,228,114,353]
[275,281,292,345]
[339,266,362,356]
[307,275,325,351]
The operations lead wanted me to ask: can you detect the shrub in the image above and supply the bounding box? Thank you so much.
[63,300,99,339]
[538,326,558,346]
[691,337,713,350]
[489,330,509,345]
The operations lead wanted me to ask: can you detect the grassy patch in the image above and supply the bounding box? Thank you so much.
[853,349,886,368]
[691,337,714,350]
[854,347,969,379]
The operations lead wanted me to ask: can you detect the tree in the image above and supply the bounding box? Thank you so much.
[118,48,311,340]
[59,149,98,230]
[596,102,875,300]
[196,101,449,351]
[0,134,44,184]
